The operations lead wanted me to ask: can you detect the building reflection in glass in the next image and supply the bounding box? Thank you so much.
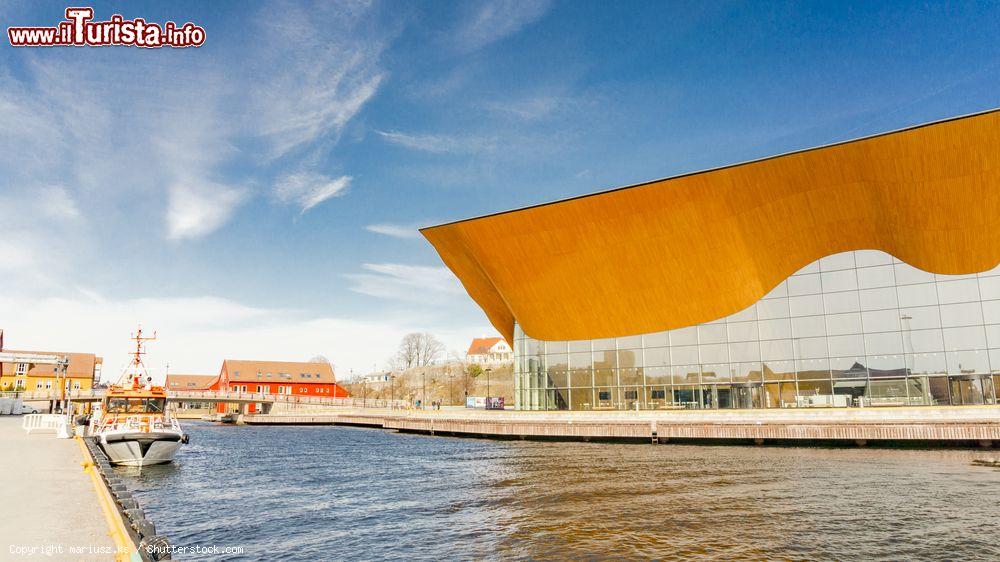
[514,250,1000,410]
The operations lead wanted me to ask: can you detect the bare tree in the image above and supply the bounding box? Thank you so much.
[394,332,445,369]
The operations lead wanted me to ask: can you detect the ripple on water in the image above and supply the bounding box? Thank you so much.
[117,422,1000,561]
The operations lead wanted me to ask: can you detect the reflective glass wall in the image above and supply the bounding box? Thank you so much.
[514,250,1000,410]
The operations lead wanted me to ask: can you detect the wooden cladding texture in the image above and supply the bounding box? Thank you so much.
[421,110,1000,344]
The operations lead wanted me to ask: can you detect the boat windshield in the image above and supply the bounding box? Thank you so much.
[106,398,166,414]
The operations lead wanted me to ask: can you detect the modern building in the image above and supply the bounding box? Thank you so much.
[0,331,103,393]
[210,359,351,413]
[421,109,1000,410]
[466,337,513,365]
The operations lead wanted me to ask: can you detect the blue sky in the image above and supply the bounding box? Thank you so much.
[1,0,998,379]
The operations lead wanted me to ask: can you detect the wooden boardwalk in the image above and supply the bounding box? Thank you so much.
[242,406,1000,446]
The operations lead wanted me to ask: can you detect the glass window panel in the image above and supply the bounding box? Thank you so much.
[854,250,892,267]
[787,273,822,296]
[907,352,947,376]
[547,370,570,388]
[987,324,1000,349]
[857,265,894,289]
[644,366,670,385]
[940,302,984,328]
[792,315,826,338]
[594,368,615,387]
[729,341,760,362]
[617,335,643,349]
[866,354,905,373]
[937,279,980,305]
[936,272,978,282]
[568,340,591,352]
[669,327,698,346]
[794,261,820,275]
[906,329,944,353]
[593,350,616,368]
[616,349,641,369]
[983,301,1000,324]
[862,309,901,333]
[761,339,793,361]
[643,331,669,348]
[859,287,898,311]
[796,336,829,359]
[978,276,1000,300]
[824,291,860,314]
[671,365,701,384]
[726,304,757,322]
[831,356,867,378]
[544,341,568,354]
[865,332,903,355]
[524,339,541,356]
[764,360,795,381]
[820,252,855,271]
[728,321,758,342]
[762,280,788,299]
[796,358,830,379]
[789,294,824,317]
[897,283,938,308]
[822,269,858,292]
[570,369,592,387]
[701,363,729,382]
[826,312,862,336]
[899,306,940,330]
[592,338,615,351]
[569,351,592,369]
[732,362,763,383]
[894,263,935,285]
[758,318,791,340]
[645,347,669,367]
[698,324,728,344]
[544,353,569,370]
[942,326,986,351]
[699,343,729,363]
[619,368,642,386]
[947,350,989,374]
[671,345,699,365]
[757,298,789,320]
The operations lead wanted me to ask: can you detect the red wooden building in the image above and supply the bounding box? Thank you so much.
[209,359,350,413]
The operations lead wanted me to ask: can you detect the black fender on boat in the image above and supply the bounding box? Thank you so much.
[181,433,189,444]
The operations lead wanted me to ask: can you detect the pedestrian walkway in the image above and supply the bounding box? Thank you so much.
[0,417,116,561]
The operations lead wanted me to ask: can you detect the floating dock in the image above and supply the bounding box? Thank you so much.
[243,406,1000,446]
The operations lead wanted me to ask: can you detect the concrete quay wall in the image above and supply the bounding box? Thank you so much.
[242,406,1000,446]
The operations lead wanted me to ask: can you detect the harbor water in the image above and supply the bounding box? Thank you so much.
[118,422,1000,561]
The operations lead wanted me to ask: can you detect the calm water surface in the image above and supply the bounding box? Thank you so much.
[117,422,1000,561]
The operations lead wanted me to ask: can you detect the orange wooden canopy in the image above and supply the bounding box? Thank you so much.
[421,109,1000,344]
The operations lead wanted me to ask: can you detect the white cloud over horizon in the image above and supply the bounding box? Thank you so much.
[166,181,248,240]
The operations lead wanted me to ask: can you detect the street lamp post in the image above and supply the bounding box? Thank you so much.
[422,372,426,410]
[486,367,492,399]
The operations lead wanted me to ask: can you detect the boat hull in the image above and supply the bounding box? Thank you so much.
[99,432,184,466]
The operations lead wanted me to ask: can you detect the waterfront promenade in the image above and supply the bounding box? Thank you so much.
[0,417,123,561]
[244,405,1000,445]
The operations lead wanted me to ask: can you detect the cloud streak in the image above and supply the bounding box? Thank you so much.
[453,0,551,52]
[166,181,247,240]
[274,172,351,214]
[345,263,464,303]
[365,223,423,239]
[375,130,495,154]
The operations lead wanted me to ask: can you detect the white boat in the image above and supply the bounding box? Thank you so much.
[90,327,188,466]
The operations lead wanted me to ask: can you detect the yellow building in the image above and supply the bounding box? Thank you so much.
[0,336,103,393]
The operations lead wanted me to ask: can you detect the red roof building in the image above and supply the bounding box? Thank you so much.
[209,359,350,413]
[466,337,512,366]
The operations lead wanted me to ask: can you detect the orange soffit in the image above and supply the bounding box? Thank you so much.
[420,109,1000,344]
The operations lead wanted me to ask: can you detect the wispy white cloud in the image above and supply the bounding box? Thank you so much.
[345,263,464,303]
[375,130,495,154]
[365,223,423,239]
[453,0,551,52]
[38,186,82,220]
[251,1,388,158]
[274,172,351,214]
[166,181,247,240]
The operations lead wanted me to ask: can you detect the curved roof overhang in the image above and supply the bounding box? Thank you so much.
[420,109,1000,344]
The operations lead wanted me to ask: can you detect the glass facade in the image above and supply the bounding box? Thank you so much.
[514,250,1000,410]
